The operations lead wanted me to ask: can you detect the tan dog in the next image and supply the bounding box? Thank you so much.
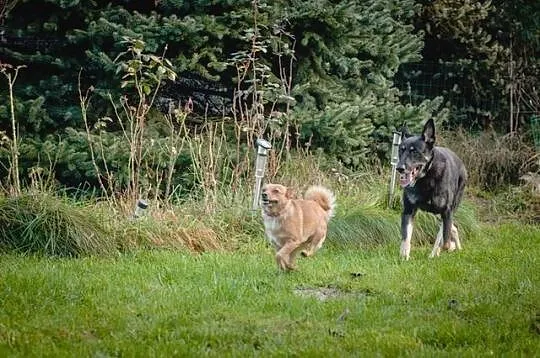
[261,183,336,271]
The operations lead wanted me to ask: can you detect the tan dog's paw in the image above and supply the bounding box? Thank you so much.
[301,249,313,257]
[276,252,295,271]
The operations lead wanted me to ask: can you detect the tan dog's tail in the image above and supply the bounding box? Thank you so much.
[304,185,336,221]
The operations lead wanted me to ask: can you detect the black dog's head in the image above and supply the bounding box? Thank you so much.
[396,118,436,188]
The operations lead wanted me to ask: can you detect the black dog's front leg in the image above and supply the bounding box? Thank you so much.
[441,210,453,250]
[400,205,417,260]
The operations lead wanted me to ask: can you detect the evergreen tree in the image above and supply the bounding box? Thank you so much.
[282,0,443,164]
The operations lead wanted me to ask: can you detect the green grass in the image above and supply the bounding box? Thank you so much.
[0,223,538,357]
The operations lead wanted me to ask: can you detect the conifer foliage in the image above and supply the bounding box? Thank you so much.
[0,0,440,190]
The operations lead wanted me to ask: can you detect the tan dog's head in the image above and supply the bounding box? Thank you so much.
[261,183,294,216]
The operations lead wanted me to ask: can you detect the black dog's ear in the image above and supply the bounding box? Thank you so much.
[421,118,436,146]
[399,124,411,140]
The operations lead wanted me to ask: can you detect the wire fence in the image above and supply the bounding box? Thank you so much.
[532,115,540,151]
[395,62,500,115]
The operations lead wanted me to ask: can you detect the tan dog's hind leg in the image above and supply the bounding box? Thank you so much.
[276,241,300,271]
[301,231,327,257]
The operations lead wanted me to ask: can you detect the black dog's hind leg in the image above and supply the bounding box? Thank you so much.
[430,223,444,258]
[430,219,460,258]
[400,206,417,260]
[448,174,466,252]
[451,224,461,250]
[431,210,455,254]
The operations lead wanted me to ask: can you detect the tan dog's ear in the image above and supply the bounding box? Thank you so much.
[286,187,295,199]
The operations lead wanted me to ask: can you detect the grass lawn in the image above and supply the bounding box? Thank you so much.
[0,223,538,357]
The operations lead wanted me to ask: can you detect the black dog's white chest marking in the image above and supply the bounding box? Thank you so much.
[405,190,420,205]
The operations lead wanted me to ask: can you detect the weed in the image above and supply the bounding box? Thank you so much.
[0,63,26,196]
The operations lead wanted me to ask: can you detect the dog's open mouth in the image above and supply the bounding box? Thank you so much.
[261,199,278,206]
[400,165,423,188]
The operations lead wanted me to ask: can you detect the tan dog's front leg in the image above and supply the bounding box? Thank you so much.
[275,241,300,271]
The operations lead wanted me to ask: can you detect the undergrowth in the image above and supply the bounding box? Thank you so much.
[0,156,484,257]
[439,129,538,191]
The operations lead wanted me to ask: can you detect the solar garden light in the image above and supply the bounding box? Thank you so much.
[252,138,272,211]
[388,131,402,208]
[133,199,148,219]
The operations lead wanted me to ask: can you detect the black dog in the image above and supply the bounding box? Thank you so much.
[396,118,467,259]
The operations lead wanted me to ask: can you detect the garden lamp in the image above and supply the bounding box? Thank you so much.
[252,138,272,211]
[388,131,402,208]
[133,199,148,218]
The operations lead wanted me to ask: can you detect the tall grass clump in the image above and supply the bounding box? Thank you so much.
[0,193,115,257]
[329,205,401,249]
[473,185,540,224]
[329,197,480,250]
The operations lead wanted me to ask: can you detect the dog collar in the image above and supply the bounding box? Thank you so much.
[420,154,434,177]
